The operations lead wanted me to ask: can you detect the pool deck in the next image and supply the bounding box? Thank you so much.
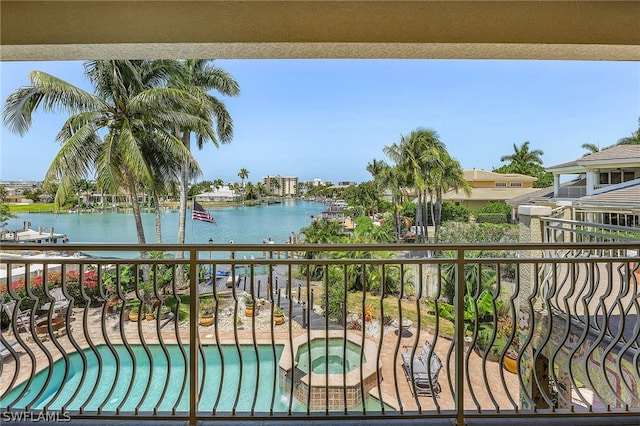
[1,305,519,413]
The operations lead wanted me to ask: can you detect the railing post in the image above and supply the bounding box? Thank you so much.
[189,247,199,426]
[455,247,465,426]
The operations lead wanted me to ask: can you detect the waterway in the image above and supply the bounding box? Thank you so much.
[10,199,326,258]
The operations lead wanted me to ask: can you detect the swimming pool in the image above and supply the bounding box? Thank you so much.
[2,344,389,413]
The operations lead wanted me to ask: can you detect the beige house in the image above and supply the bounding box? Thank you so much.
[440,169,538,211]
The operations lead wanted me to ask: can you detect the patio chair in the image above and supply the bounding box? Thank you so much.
[0,339,21,359]
[2,300,32,331]
[401,340,442,396]
[47,287,72,316]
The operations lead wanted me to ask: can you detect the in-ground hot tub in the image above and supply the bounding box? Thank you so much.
[279,330,381,410]
[295,338,363,375]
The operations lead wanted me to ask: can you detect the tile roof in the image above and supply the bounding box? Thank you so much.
[578,180,640,208]
[462,169,536,182]
[547,144,640,171]
[579,144,640,163]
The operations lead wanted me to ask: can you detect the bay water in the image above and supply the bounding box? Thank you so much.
[11,199,326,258]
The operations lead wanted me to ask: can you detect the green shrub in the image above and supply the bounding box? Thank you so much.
[434,221,518,244]
[478,201,511,215]
[476,213,508,224]
[441,202,470,222]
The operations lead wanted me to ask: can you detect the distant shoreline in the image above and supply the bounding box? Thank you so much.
[8,198,317,214]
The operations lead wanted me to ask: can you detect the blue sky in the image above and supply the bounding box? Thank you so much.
[1,59,638,184]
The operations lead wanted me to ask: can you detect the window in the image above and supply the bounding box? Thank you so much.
[623,171,635,182]
[510,182,522,187]
[611,171,622,184]
[599,173,609,185]
[494,182,507,187]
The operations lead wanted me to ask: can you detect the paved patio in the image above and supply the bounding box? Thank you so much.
[1,303,519,414]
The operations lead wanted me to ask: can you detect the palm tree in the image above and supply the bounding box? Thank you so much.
[499,141,544,175]
[212,178,224,190]
[368,159,406,242]
[244,182,256,200]
[238,168,249,204]
[429,151,470,230]
[255,182,266,202]
[581,143,601,156]
[169,60,240,255]
[366,159,387,179]
[617,117,640,145]
[272,179,281,197]
[384,128,447,242]
[3,60,206,251]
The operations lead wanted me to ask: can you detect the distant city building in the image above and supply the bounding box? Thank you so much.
[0,180,42,192]
[264,176,298,197]
[337,181,357,187]
[0,180,42,203]
[299,179,334,195]
[305,178,332,187]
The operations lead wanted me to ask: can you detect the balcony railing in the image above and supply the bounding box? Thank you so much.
[555,186,587,199]
[1,242,639,425]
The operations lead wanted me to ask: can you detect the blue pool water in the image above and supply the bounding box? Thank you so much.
[2,344,284,413]
[1,344,389,413]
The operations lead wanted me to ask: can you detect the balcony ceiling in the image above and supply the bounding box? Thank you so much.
[1,1,639,61]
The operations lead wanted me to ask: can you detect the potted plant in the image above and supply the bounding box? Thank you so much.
[145,304,155,321]
[503,347,518,374]
[273,305,285,325]
[199,298,215,326]
[244,295,255,317]
[474,324,503,362]
[128,304,140,322]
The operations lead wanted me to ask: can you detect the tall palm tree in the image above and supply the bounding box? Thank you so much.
[366,159,386,179]
[170,60,240,254]
[499,141,544,175]
[255,182,266,202]
[368,159,405,242]
[428,151,470,229]
[238,167,249,204]
[3,60,207,251]
[384,128,447,242]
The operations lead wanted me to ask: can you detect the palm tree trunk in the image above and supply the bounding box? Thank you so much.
[415,192,423,243]
[126,175,149,281]
[429,191,436,233]
[434,192,443,233]
[153,190,162,244]
[176,130,191,257]
[127,177,147,246]
[394,198,401,243]
[422,189,430,243]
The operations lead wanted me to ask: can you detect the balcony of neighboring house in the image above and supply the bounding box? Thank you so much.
[1,226,639,425]
[547,145,640,201]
